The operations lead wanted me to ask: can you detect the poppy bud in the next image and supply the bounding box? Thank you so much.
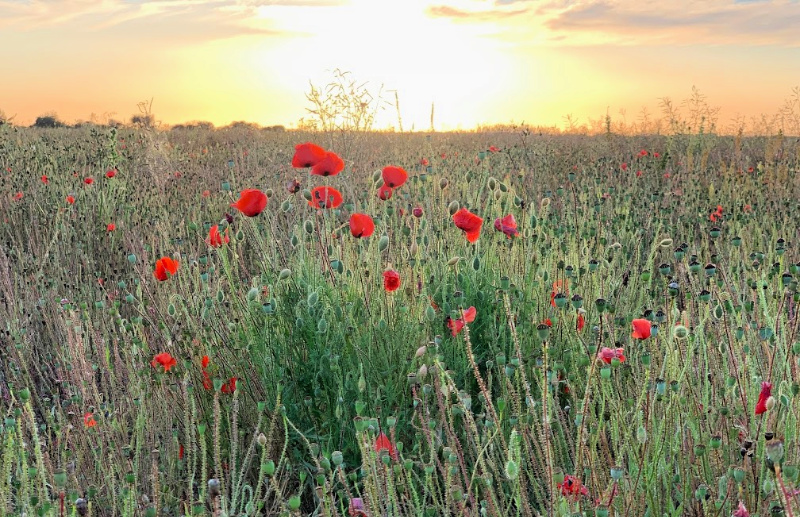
[279,268,291,280]
[439,178,449,189]
[541,198,551,209]
[304,220,314,234]
[265,188,273,198]
[487,177,498,190]
[766,396,776,411]
[372,170,383,183]
[208,478,221,498]
[257,433,267,447]
[378,235,389,252]
[302,189,312,201]
[280,200,291,212]
[659,238,673,248]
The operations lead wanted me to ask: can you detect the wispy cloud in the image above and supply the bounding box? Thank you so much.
[0,0,302,39]
[426,0,800,47]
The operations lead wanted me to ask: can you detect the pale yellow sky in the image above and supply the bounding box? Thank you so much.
[1,0,799,131]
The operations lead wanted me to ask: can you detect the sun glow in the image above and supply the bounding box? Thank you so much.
[248,0,519,130]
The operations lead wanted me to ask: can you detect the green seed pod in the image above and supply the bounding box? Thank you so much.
[304,220,314,234]
[246,287,259,302]
[378,235,390,252]
[307,292,319,307]
[127,254,137,264]
[167,303,176,316]
[279,268,292,280]
[290,235,299,247]
[472,256,480,271]
[425,305,436,321]
[280,199,292,212]
[317,318,328,333]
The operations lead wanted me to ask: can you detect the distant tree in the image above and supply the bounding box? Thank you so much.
[262,125,285,132]
[131,114,155,128]
[32,113,66,128]
[226,121,260,131]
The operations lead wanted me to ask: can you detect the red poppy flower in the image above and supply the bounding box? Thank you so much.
[620,163,628,171]
[308,186,343,209]
[106,169,117,178]
[377,184,393,200]
[494,214,518,238]
[550,280,567,307]
[488,145,500,153]
[631,319,651,340]
[13,192,23,200]
[221,377,237,394]
[653,152,660,158]
[446,306,476,336]
[84,177,94,185]
[375,432,398,461]
[452,207,483,243]
[202,190,211,198]
[179,444,185,460]
[349,213,375,238]
[66,195,75,205]
[576,313,585,332]
[755,381,772,415]
[84,412,97,428]
[638,149,648,157]
[292,142,326,168]
[311,151,345,177]
[151,352,177,372]
[41,175,49,184]
[420,158,429,166]
[542,318,553,327]
[636,170,643,177]
[733,501,749,517]
[557,474,589,499]
[231,189,268,217]
[106,223,116,232]
[383,270,401,292]
[599,347,626,364]
[748,167,754,173]
[206,225,230,247]
[382,166,408,189]
[154,256,179,281]
[412,206,423,218]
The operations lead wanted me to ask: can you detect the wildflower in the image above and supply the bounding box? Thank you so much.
[446,306,477,336]
[383,270,401,292]
[106,223,116,232]
[412,206,423,218]
[206,225,230,247]
[636,170,643,177]
[84,412,97,428]
[13,192,22,200]
[221,377,237,394]
[286,178,301,194]
[755,381,772,415]
[377,184,393,200]
[542,318,553,327]
[494,214,518,238]
[179,444,185,460]
[452,207,483,243]
[382,166,408,188]
[106,169,117,178]
[631,319,652,340]
[348,497,367,517]
[231,189,268,217]
[420,158,429,166]
[84,177,94,185]
[638,149,648,157]
[374,432,398,461]
[557,474,589,498]
[599,347,626,364]
[311,151,345,177]
[153,257,179,281]
[41,175,49,184]
[488,145,500,153]
[576,312,585,332]
[202,190,211,198]
[733,501,749,517]
[349,213,375,238]
[550,280,567,307]
[653,152,660,158]
[308,186,343,209]
[151,352,177,372]
[202,355,210,369]
[291,142,326,168]
[620,163,628,171]
[66,195,75,205]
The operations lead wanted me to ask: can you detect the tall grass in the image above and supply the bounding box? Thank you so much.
[0,122,798,516]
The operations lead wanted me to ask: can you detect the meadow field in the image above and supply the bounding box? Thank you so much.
[0,123,798,517]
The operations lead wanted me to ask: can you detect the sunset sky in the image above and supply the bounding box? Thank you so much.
[1,0,799,131]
